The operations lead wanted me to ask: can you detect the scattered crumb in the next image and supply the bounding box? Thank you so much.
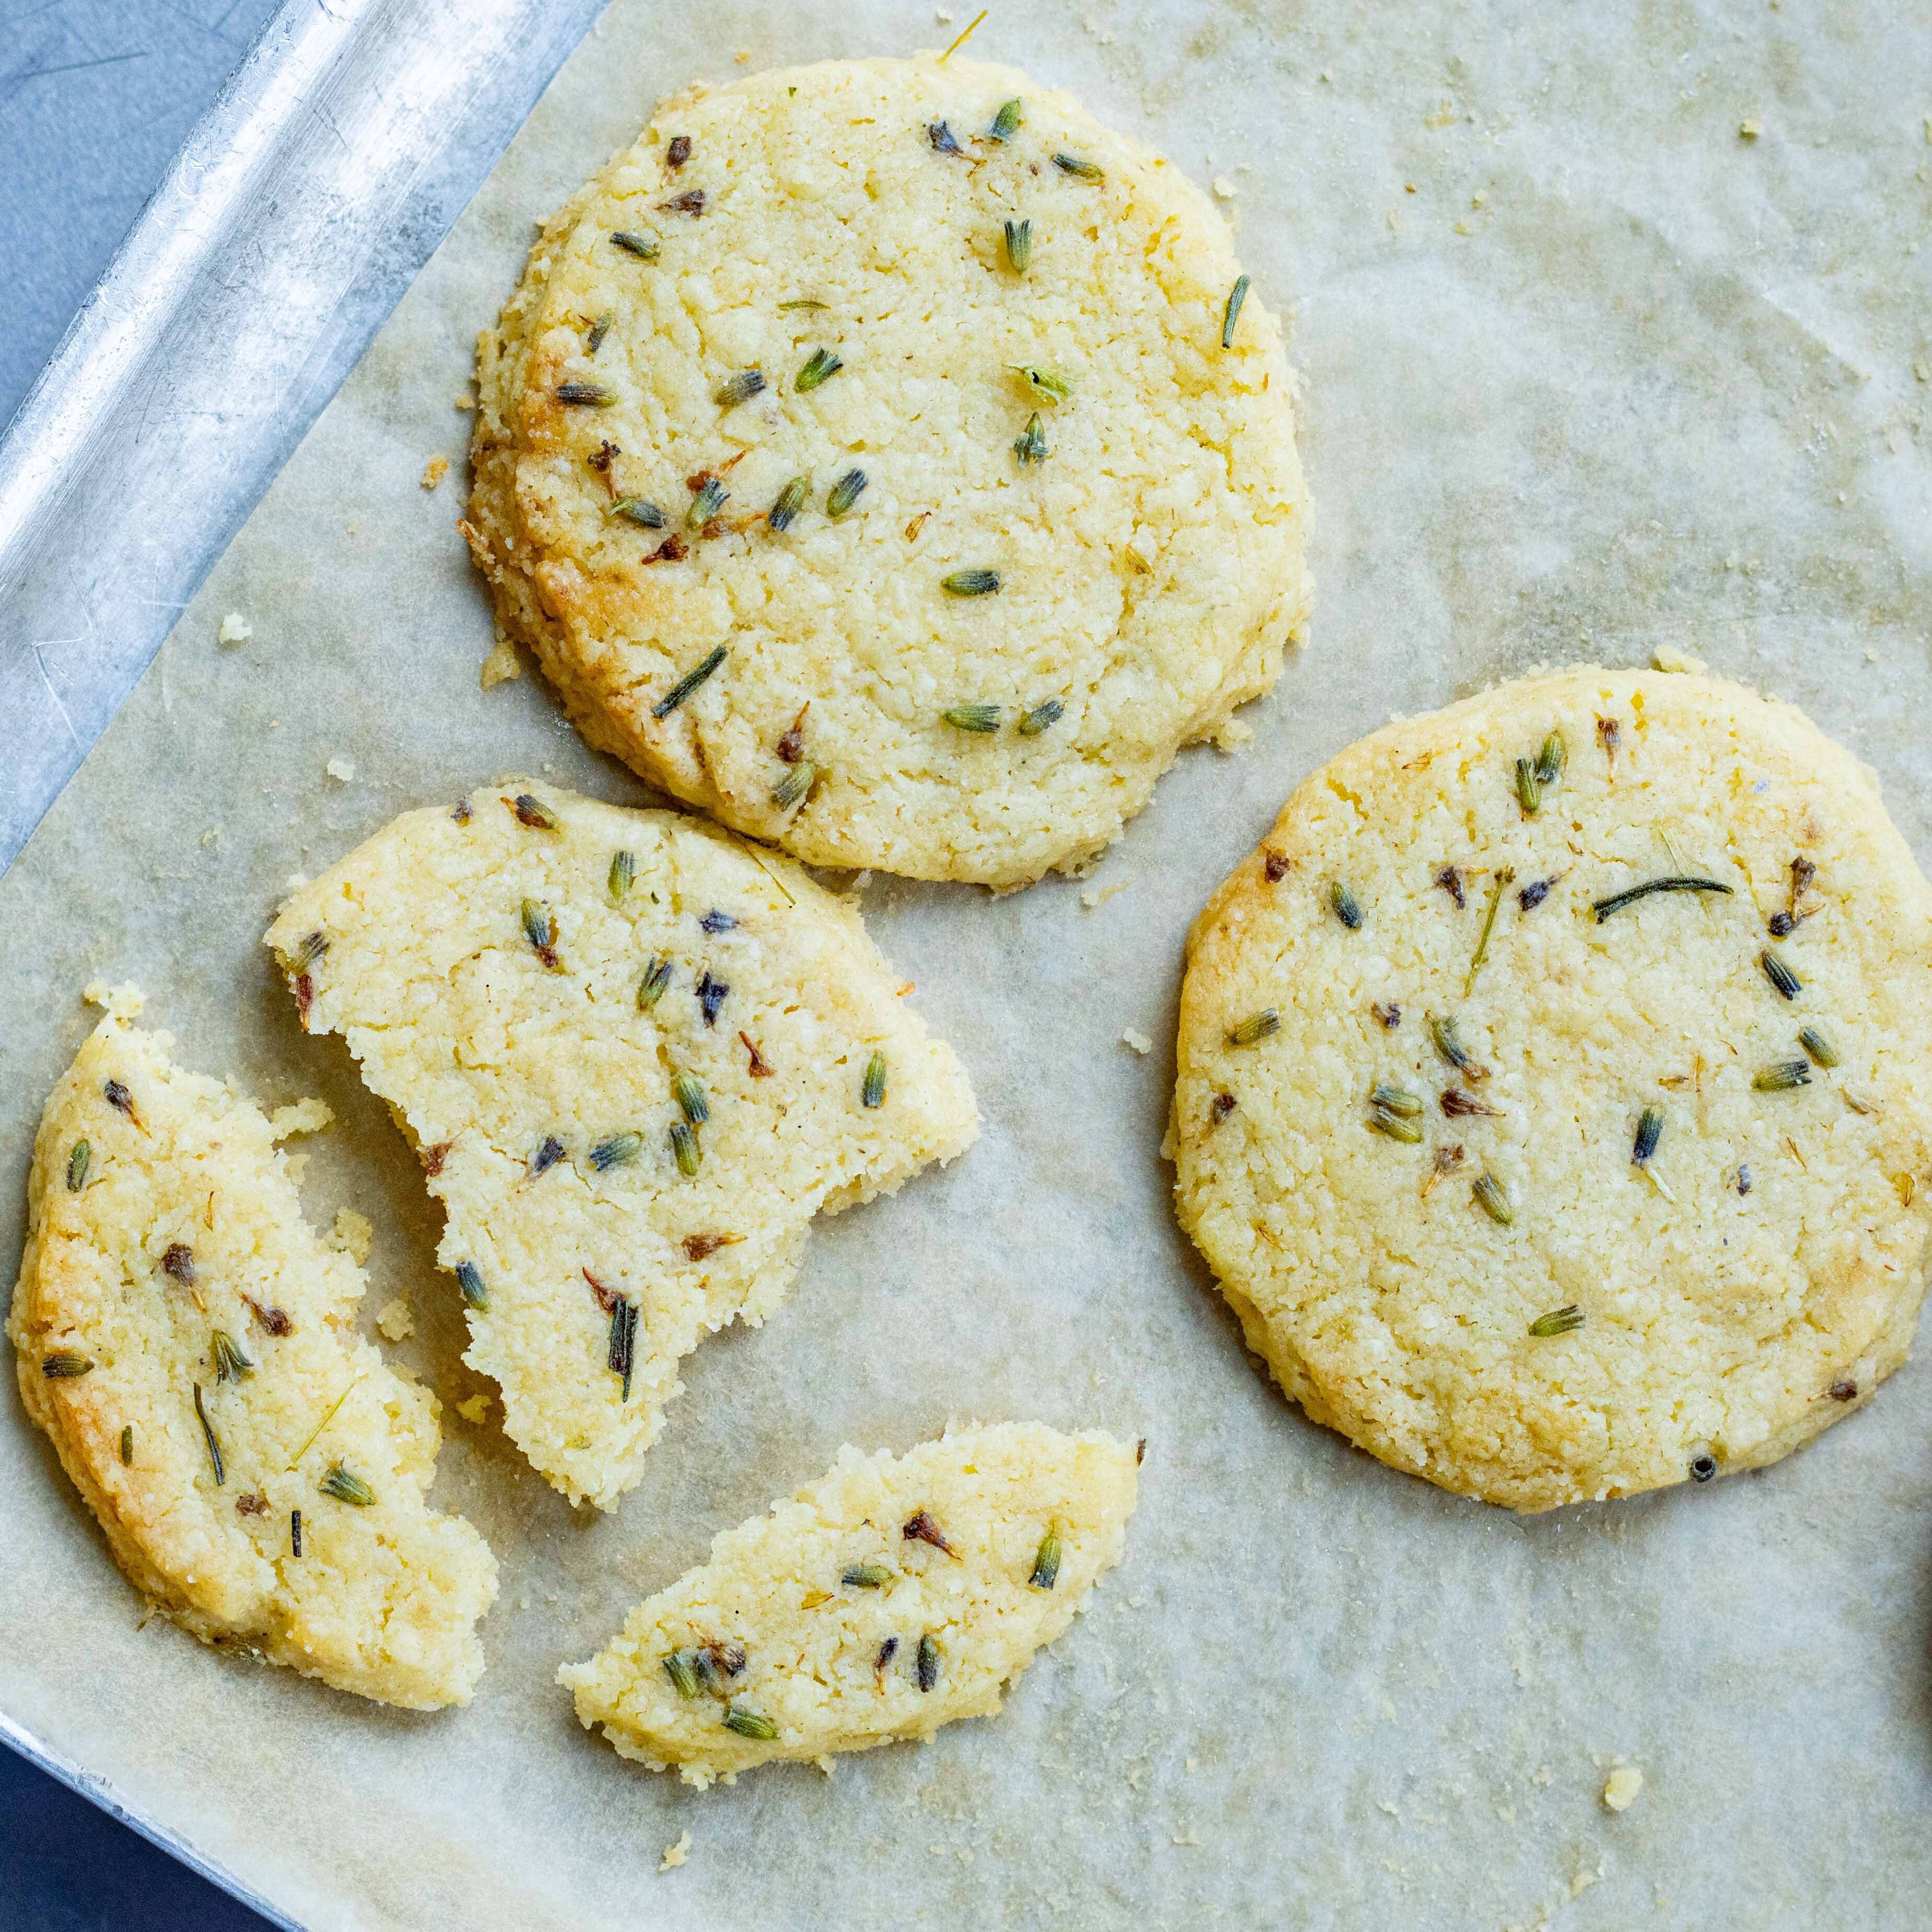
[1211,175,1236,199]
[1121,1028,1153,1055]
[1184,1755,1198,1773]
[1172,1826,1200,1846]
[328,1208,375,1265]
[480,638,522,687]
[814,1754,836,1777]
[1080,878,1130,911]
[659,1830,691,1873]
[218,612,252,645]
[284,872,309,891]
[327,756,356,783]
[283,1151,309,1186]
[1603,1764,1644,1812]
[1740,118,1763,140]
[420,455,451,491]
[376,1297,414,1343]
[454,394,475,410]
[269,1098,333,1139]
[734,47,750,63]
[456,1392,491,1425]
[1571,1858,1604,1898]
[936,6,953,17]
[1214,715,1254,751]
[200,827,221,849]
[1914,361,1929,383]
[1651,646,1706,674]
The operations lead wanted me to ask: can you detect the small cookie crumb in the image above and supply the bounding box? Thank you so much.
[328,1208,374,1265]
[421,456,451,491]
[1603,1763,1644,1812]
[480,638,522,688]
[376,1297,415,1343]
[327,756,357,783]
[1740,118,1762,140]
[1121,1028,1153,1055]
[268,1098,333,1139]
[1080,878,1130,911]
[659,1830,691,1872]
[218,612,252,645]
[456,1393,491,1425]
[1211,175,1236,200]
[1651,646,1707,674]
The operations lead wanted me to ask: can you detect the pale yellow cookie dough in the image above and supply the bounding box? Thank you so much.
[8,990,498,1708]
[560,1422,1139,1784]
[265,783,978,1509]
[1173,667,1932,1512]
[465,54,1311,886]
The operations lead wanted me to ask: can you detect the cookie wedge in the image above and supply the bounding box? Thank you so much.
[265,783,978,1508]
[560,1423,1139,1784]
[9,989,498,1709]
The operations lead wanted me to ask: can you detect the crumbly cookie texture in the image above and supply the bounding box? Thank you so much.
[264,783,978,1509]
[465,54,1311,887]
[560,1422,1139,1785]
[1172,666,1932,1513]
[8,990,498,1708]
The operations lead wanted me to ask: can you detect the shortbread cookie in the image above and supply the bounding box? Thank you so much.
[8,990,498,1708]
[465,53,1311,887]
[560,1422,1139,1784]
[1172,666,1932,1512]
[265,783,978,1509]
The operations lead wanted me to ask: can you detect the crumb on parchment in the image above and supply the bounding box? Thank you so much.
[1603,1763,1644,1811]
[659,1830,691,1872]
[456,1392,491,1425]
[327,756,356,783]
[268,1098,333,1139]
[421,455,451,491]
[376,1297,414,1343]
[1121,1028,1153,1055]
[480,637,521,688]
[328,1208,374,1264]
[218,612,252,645]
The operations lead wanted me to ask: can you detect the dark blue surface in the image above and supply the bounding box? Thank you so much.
[1,3,284,1923]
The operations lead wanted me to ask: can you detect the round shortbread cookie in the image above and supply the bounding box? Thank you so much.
[1172,667,1932,1512]
[465,53,1310,887]
[560,1422,1139,1786]
[9,990,498,1708]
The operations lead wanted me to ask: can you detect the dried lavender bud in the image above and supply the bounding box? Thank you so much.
[511,793,561,830]
[772,761,818,811]
[1472,1172,1514,1225]
[696,969,728,1026]
[928,121,964,155]
[612,498,665,528]
[1528,1305,1584,1337]
[591,1131,644,1172]
[1435,865,1465,909]
[1053,152,1103,179]
[529,1135,565,1178]
[1798,1025,1838,1069]
[610,231,659,259]
[1008,362,1071,404]
[916,1634,942,1691]
[193,1383,224,1485]
[826,468,868,517]
[652,645,727,718]
[768,476,810,531]
[1591,876,1732,921]
[1518,877,1554,912]
[670,1120,701,1176]
[1004,217,1033,274]
[795,347,842,392]
[942,569,1001,596]
[1013,410,1048,465]
[862,1050,887,1109]
[1028,1525,1062,1590]
[210,1329,254,1384]
[941,703,1001,733]
[713,368,767,409]
[1633,1106,1664,1165]
[724,1705,777,1739]
[1760,948,1802,1000]
[66,1140,89,1192]
[1221,273,1250,349]
[455,1261,488,1310]
[686,475,730,528]
[1017,698,1063,736]
[556,381,614,406]
[666,135,691,169]
[320,1463,375,1506]
[1331,881,1363,929]
[41,1352,93,1379]
[637,957,673,1009]
[162,1243,196,1288]
[522,898,562,971]
[1227,1009,1279,1047]
[672,1073,710,1126]
[987,97,1024,142]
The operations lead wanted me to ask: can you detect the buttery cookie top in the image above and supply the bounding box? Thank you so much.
[265,783,978,1510]
[8,990,498,1709]
[1172,667,1932,1512]
[466,53,1310,887]
[560,1422,1139,1785]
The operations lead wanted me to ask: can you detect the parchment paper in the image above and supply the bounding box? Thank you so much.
[5,2,1931,1926]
